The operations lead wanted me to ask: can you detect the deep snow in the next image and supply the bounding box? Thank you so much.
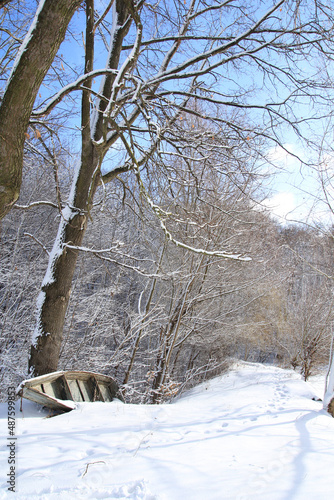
[1,362,334,499]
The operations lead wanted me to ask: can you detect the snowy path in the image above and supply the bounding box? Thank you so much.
[1,362,334,499]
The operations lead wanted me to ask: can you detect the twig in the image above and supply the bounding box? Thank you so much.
[82,461,106,477]
[24,233,49,256]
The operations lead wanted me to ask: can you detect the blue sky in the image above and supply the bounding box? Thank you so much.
[8,0,333,227]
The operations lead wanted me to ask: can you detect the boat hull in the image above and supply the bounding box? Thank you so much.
[17,370,124,412]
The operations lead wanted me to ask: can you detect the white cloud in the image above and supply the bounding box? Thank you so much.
[262,143,321,223]
[261,191,315,223]
[260,143,334,225]
[262,192,297,220]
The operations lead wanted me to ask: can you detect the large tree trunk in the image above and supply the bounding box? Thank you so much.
[0,0,81,220]
[29,0,133,376]
[29,144,100,375]
[28,0,97,377]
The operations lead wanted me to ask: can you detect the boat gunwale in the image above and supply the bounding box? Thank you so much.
[16,370,124,411]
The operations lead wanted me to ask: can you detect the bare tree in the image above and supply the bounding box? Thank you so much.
[1,1,334,376]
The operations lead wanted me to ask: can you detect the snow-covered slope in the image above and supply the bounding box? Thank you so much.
[1,362,334,499]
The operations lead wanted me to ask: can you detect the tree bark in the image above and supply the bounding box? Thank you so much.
[0,0,82,220]
[29,146,101,375]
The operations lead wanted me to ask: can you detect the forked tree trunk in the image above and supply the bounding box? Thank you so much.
[29,0,132,376]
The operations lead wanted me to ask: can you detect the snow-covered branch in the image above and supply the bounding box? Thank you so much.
[64,243,161,278]
[14,200,60,210]
[32,69,118,117]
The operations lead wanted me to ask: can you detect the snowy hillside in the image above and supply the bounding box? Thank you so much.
[1,362,334,500]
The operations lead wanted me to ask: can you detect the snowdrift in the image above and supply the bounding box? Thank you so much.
[1,362,334,499]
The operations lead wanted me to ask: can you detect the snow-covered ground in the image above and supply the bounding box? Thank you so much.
[1,362,334,500]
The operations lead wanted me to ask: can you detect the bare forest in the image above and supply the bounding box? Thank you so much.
[2,0,334,404]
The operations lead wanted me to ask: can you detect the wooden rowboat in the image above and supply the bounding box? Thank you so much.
[16,370,124,412]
